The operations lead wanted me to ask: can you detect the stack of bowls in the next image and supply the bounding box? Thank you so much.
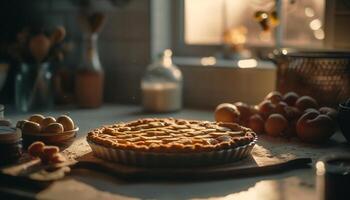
[0,63,9,91]
[338,101,350,143]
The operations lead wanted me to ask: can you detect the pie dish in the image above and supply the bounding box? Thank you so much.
[87,118,257,167]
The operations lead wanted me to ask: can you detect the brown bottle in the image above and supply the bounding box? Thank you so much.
[75,33,104,108]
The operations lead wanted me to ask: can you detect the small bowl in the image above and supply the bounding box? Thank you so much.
[0,63,9,92]
[338,104,350,143]
[22,127,79,150]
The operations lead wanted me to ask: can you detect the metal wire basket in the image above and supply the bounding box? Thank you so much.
[272,49,350,107]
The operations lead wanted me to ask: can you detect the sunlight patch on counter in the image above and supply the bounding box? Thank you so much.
[238,59,257,68]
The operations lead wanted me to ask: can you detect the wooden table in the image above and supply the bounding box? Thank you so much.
[3,104,349,200]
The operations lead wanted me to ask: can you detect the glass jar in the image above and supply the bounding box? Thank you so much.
[141,49,183,112]
[75,33,104,108]
[0,104,4,119]
[316,155,350,200]
[0,126,22,165]
[15,62,53,112]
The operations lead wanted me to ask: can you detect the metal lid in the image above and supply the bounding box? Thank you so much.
[0,126,22,143]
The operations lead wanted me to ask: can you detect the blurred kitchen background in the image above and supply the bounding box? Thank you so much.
[0,0,349,111]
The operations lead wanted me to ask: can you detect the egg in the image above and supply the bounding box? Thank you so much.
[296,111,336,143]
[295,96,318,111]
[319,107,338,121]
[265,91,282,104]
[248,114,265,134]
[258,100,275,119]
[283,92,299,106]
[234,102,253,126]
[28,114,45,124]
[42,123,64,133]
[56,115,75,131]
[22,121,41,134]
[41,117,56,129]
[265,114,288,137]
[214,103,240,123]
[273,101,288,116]
[16,120,29,129]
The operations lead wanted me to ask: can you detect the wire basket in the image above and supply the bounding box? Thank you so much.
[272,49,350,107]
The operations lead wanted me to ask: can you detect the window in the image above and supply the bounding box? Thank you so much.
[177,0,325,55]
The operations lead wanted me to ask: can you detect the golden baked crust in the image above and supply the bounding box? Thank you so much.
[87,118,256,153]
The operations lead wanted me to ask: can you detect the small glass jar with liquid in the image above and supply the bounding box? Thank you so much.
[141,49,183,112]
[0,126,22,165]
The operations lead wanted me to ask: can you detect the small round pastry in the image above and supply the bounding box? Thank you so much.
[41,117,56,129]
[41,146,60,163]
[28,141,45,157]
[56,115,75,131]
[248,114,265,134]
[265,91,283,104]
[296,111,336,143]
[265,114,288,137]
[319,107,338,121]
[295,96,318,111]
[258,100,276,119]
[50,153,66,163]
[28,114,45,124]
[43,146,59,156]
[22,121,41,134]
[42,123,64,134]
[283,92,299,106]
[274,101,288,116]
[214,103,240,123]
[234,102,252,126]
[284,106,302,120]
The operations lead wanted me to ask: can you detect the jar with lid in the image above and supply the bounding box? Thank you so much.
[0,126,22,165]
[141,49,183,112]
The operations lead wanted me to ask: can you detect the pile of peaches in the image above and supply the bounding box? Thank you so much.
[214,91,338,143]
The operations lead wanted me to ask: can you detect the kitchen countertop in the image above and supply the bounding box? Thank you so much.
[3,104,349,200]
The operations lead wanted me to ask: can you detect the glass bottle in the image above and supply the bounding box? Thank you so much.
[141,49,183,112]
[15,62,53,112]
[75,33,104,108]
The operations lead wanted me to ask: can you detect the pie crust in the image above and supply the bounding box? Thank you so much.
[87,118,256,152]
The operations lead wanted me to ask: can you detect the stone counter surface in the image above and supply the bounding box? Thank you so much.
[4,104,350,200]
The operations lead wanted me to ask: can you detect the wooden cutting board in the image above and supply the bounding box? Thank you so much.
[2,133,349,185]
[6,132,335,183]
[74,152,311,181]
[0,151,311,183]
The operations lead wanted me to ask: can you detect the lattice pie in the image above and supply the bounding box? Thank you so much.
[87,118,257,166]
